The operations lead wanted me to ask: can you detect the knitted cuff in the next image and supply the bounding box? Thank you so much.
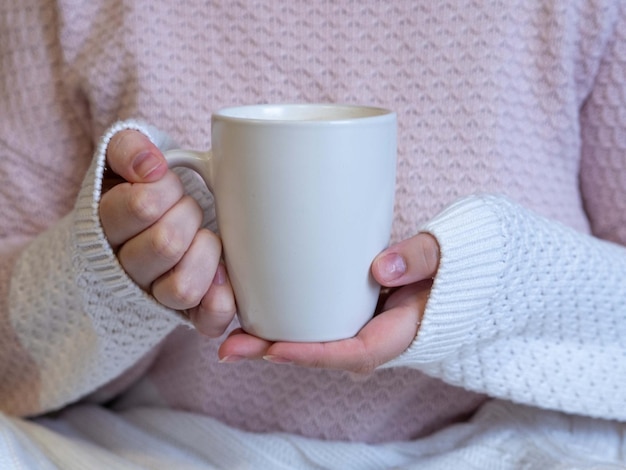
[382,194,509,367]
[72,120,184,307]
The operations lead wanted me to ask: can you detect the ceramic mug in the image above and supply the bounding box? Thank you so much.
[165,103,397,342]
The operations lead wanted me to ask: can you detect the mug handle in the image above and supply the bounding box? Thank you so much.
[163,149,215,191]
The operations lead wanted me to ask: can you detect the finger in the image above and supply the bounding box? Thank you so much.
[371,232,440,287]
[118,195,203,289]
[218,329,274,362]
[190,264,237,338]
[151,228,222,310]
[100,171,185,248]
[383,279,433,312]
[261,282,429,373]
[106,130,168,183]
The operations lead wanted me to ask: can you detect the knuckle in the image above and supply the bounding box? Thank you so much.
[106,132,127,163]
[169,279,204,308]
[195,229,223,260]
[197,300,236,337]
[202,290,236,319]
[420,235,440,277]
[107,131,138,170]
[386,234,440,284]
[182,196,205,226]
[199,227,222,249]
[150,223,187,262]
[127,186,162,223]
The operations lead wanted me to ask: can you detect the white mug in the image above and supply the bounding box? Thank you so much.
[165,103,397,342]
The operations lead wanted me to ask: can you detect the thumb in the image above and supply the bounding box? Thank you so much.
[371,232,440,287]
[106,130,168,183]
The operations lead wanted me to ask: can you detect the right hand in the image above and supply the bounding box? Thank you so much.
[99,130,236,337]
[218,233,439,372]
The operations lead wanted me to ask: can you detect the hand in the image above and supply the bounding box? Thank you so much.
[218,233,440,374]
[99,130,236,337]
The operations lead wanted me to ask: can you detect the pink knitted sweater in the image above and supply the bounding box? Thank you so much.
[1,0,625,447]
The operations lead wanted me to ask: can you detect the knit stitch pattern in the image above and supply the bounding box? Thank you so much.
[0,0,625,448]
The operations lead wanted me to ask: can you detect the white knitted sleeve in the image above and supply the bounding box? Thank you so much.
[383,194,626,422]
[9,121,196,415]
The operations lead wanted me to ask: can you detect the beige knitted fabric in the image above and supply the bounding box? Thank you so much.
[1,0,625,451]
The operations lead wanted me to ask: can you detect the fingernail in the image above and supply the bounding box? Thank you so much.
[133,151,163,178]
[263,355,292,365]
[377,253,406,282]
[219,355,244,364]
[213,264,227,286]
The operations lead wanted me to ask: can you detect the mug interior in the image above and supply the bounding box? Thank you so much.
[215,104,391,122]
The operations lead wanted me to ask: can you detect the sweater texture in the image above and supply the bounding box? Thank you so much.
[1,0,626,467]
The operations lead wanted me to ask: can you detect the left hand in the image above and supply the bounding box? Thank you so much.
[218,232,440,374]
[100,130,236,337]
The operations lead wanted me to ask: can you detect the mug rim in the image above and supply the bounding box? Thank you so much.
[213,103,395,125]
